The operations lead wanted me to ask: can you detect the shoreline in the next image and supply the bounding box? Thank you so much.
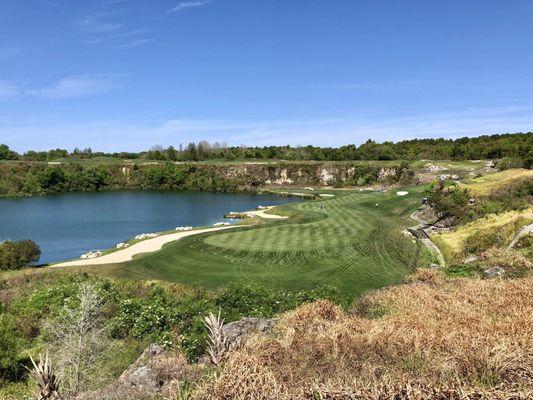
[52,205,291,268]
[52,225,246,267]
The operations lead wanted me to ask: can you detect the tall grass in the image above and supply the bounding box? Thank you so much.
[194,272,533,399]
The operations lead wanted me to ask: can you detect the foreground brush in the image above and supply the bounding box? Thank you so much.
[29,353,63,400]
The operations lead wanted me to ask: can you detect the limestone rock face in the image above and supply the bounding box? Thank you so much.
[318,168,335,184]
[272,169,294,185]
[378,168,397,182]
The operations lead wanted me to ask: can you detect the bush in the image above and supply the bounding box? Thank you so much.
[0,240,40,270]
[0,314,24,382]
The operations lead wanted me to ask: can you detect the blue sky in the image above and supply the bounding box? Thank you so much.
[1,0,533,152]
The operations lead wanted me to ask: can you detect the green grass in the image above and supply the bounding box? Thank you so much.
[87,186,426,295]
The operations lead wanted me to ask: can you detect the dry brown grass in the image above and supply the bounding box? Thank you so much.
[459,169,533,197]
[193,276,533,400]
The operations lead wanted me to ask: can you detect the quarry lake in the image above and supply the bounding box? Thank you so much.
[0,191,300,264]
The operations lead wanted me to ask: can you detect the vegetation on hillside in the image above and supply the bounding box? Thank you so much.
[428,170,533,225]
[194,273,532,399]
[0,273,345,398]
[431,207,532,264]
[0,161,413,197]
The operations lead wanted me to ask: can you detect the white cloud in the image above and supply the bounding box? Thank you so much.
[167,0,211,13]
[80,13,124,33]
[2,104,533,152]
[29,74,120,99]
[0,81,21,98]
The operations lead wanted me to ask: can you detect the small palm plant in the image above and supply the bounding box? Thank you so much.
[29,353,62,400]
[203,310,228,366]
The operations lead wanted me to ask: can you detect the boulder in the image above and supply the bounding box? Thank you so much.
[484,266,505,279]
[464,255,479,263]
[223,317,275,349]
[76,344,188,400]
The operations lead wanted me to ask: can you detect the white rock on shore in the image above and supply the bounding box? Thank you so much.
[175,226,193,231]
[80,250,103,259]
[134,233,158,240]
[213,222,231,227]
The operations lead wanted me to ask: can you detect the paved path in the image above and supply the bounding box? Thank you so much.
[408,209,446,268]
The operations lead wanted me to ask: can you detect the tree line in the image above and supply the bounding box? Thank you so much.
[1,132,532,163]
[0,162,412,197]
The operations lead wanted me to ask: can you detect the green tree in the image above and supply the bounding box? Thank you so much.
[0,240,41,270]
[0,144,18,160]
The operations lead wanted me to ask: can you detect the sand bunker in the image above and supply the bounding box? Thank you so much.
[396,191,409,196]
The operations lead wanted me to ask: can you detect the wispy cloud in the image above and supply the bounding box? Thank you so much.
[28,74,121,99]
[79,12,153,48]
[80,12,124,33]
[167,0,211,13]
[116,38,152,48]
[118,28,153,37]
[3,104,532,152]
[0,81,21,98]
[307,80,428,90]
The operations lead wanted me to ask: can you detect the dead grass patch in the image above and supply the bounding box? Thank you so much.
[193,277,533,399]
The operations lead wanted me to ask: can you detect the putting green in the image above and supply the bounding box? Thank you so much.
[102,187,426,295]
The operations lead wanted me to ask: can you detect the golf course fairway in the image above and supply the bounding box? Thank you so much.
[92,186,427,295]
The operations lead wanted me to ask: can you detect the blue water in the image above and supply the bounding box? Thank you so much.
[0,191,299,264]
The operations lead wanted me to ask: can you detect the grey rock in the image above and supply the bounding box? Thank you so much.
[464,255,479,263]
[429,263,440,269]
[223,317,275,349]
[117,344,166,392]
[484,266,505,279]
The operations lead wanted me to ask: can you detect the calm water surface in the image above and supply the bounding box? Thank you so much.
[0,191,299,264]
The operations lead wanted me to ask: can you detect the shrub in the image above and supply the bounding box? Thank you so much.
[0,314,25,382]
[0,240,40,270]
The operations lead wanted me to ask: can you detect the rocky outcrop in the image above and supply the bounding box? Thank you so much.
[484,266,505,279]
[76,345,190,400]
[223,317,275,349]
[75,317,276,399]
[318,168,335,184]
[377,168,397,182]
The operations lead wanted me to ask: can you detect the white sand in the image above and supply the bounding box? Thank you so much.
[245,206,288,219]
[396,191,409,196]
[52,225,242,267]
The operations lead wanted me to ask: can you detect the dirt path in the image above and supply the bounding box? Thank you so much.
[52,225,244,267]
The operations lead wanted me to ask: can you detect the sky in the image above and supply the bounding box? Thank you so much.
[1,0,533,152]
